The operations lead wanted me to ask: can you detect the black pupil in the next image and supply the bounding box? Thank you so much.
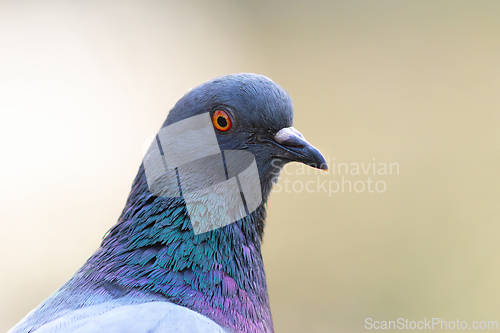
[217,116,228,128]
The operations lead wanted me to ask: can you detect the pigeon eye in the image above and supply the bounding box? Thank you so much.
[212,110,232,132]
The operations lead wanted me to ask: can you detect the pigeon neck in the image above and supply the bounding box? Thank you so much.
[86,167,274,333]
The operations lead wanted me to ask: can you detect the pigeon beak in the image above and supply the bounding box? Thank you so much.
[273,127,328,171]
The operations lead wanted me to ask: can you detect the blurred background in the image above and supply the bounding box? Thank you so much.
[1,1,500,332]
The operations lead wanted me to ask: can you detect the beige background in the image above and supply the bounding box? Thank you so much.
[1,1,500,332]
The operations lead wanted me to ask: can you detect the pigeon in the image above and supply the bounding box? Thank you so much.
[9,73,327,333]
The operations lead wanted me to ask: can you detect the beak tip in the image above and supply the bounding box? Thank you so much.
[315,157,329,172]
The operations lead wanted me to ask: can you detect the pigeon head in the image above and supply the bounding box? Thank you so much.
[77,73,328,333]
[162,73,327,202]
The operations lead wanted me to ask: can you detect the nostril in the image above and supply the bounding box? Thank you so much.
[274,127,307,147]
[274,127,294,144]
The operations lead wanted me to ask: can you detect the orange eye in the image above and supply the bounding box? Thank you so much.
[212,110,232,131]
